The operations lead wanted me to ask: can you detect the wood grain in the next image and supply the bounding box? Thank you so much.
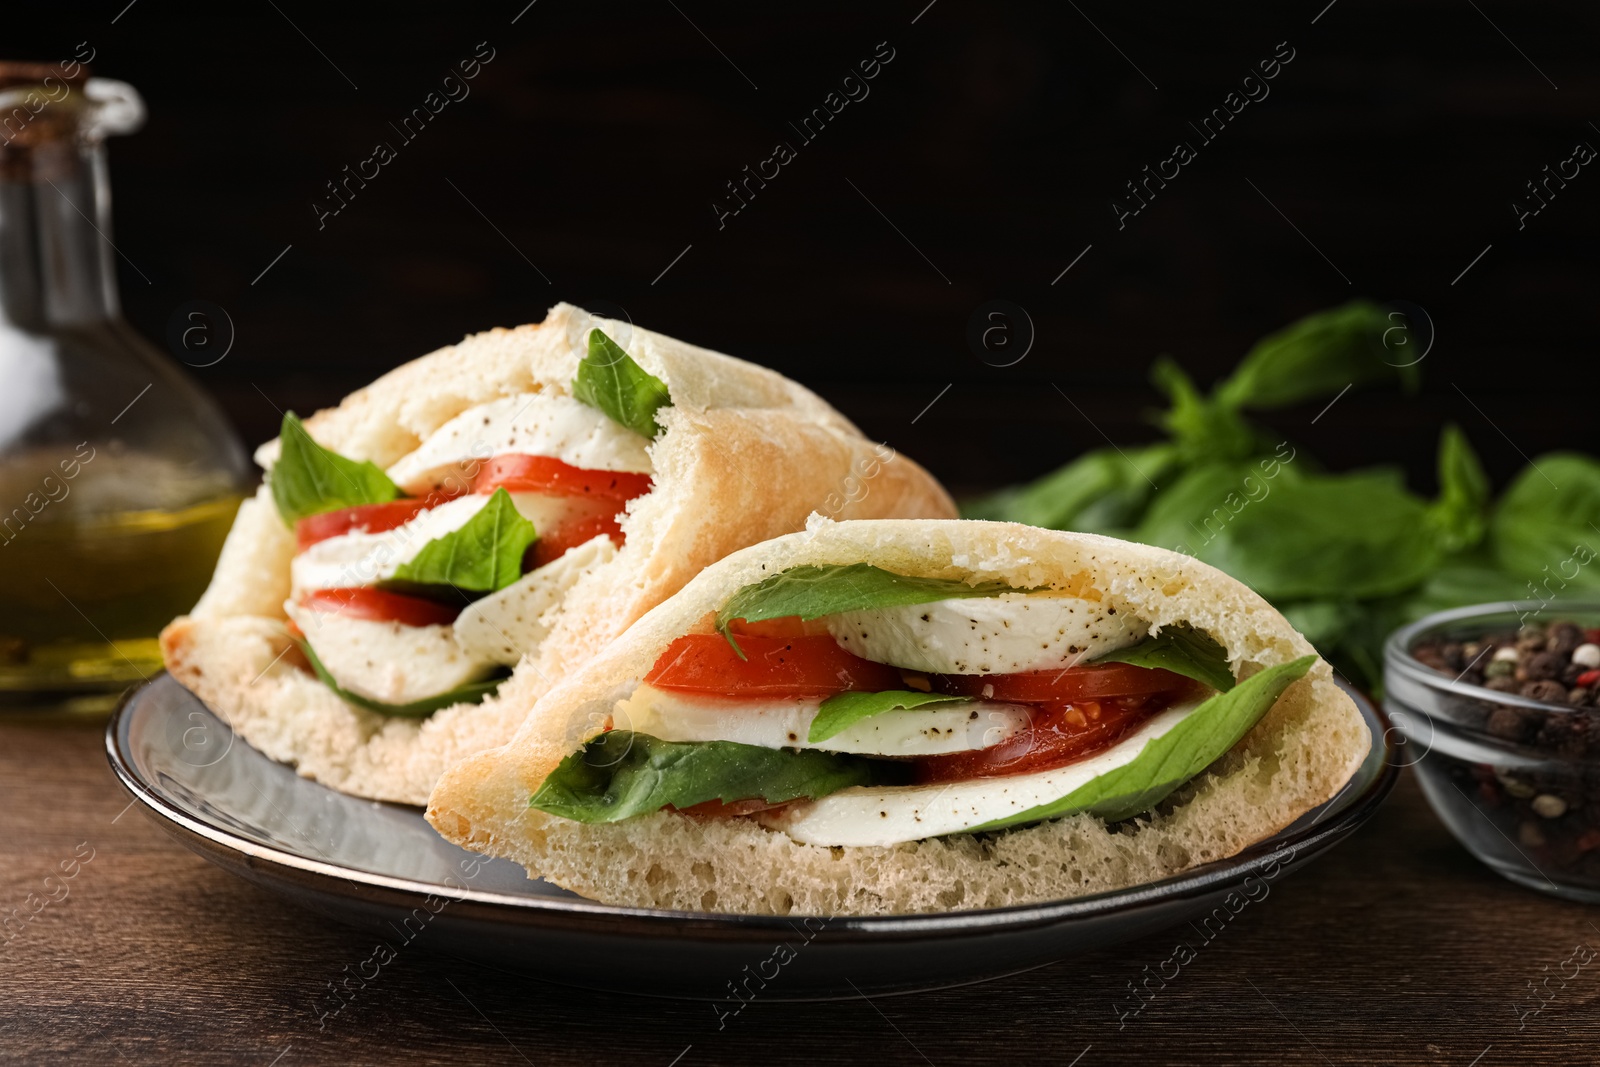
[2,711,1596,1066]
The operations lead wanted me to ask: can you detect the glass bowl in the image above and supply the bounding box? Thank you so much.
[1385,602,1600,903]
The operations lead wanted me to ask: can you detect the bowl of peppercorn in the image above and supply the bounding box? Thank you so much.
[1385,603,1600,903]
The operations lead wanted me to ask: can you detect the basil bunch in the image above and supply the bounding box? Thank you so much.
[967,301,1583,692]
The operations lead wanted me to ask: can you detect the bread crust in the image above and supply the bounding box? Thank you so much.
[425,517,1372,915]
[160,305,955,804]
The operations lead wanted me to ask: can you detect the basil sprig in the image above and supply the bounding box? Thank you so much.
[529,731,874,823]
[967,655,1315,832]
[269,412,402,526]
[386,488,537,596]
[572,328,672,439]
[716,564,1030,656]
[1093,623,1236,693]
[299,640,508,718]
[808,690,971,744]
[958,300,1532,694]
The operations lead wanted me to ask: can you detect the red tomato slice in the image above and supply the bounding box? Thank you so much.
[668,798,797,819]
[298,587,462,628]
[645,634,903,698]
[528,512,625,570]
[294,492,459,551]
[934,662,1193,703]
[473,454,653,501]
[913,696,1162,784]
[724,615,816,639]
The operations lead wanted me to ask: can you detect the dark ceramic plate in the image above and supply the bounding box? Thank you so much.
[107,673,1395,1000]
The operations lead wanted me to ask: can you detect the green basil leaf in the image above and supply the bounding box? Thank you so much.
[571,328,672,439]
[960,444,1179,534]
[1212,301,1419,411]
[1093,623,1235,692]
[808,690,971,744]
[1490,453,1600,590]
[386,488,537,595]
[716,564,1032,656]
[967,655,1315,832]
[269,411,402,525]
[1151,358,1263,464]
[528,731,874,823]
[1132,458,1301,555]
[1397,552,1534,617]
[1426,424,1490,554]
[1137,466,1440,601]
[299,639,507,718]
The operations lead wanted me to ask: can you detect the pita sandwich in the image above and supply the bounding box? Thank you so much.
[426,516,1371,915]
[160,305,954,805]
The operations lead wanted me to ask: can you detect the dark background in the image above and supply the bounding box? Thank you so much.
[15,0,1600,494]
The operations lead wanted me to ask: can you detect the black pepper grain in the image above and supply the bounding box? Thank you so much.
[1520,650,1566,682]
[1535,711,1600,759]
[1520,679,1569,704]
[1486,705,1533,740]
[1548,621,1584,656]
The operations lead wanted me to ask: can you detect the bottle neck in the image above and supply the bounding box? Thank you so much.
[0,137,121,330]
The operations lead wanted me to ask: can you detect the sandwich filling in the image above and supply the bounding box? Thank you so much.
[271,329,669,715]
[530,564,1314,846]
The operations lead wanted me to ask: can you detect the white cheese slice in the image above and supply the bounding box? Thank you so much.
[285,600,494,706]
[291,491,582,594]
[760,697,1204,846]
[824,593,1148,675]
[385,393,653,493]
[613,684,1031,757]
[454,535,617,666]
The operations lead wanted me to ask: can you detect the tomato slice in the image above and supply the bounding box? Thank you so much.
[668,798,797,819]
[294,492,459,551]
[528,512,624,569]
[474,454,653,500]
[913,696,1163,784]
[645,634,903,698]
[725,615,817,639]
[934,662,1193,703]
[298,587,462,628]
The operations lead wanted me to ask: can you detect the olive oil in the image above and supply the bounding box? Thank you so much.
[0,474,242,705]
[0,67,250,709]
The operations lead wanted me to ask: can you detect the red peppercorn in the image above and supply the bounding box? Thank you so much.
[1578,669,1600,687]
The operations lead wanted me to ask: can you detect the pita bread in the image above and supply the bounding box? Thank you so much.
[160,305,954,804]
[426,516,1371,915]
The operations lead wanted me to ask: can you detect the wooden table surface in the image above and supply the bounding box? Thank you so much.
[3,709,1597,1066]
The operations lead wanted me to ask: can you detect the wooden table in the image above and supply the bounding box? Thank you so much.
[3,710,1596,1066]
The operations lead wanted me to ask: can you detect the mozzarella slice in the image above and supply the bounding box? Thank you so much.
[824,593,1148,675]
[385,393,653,493]
[454,535,617,665]
[613,684,1032,757]
[285,601,494,705]
[760,697,1204,846]
[291,492,582,594]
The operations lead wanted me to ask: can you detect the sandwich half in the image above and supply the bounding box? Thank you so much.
[427,516,1372,915]
[160,305,954,804]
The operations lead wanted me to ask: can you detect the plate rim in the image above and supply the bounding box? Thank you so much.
[107,672,1397,938]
